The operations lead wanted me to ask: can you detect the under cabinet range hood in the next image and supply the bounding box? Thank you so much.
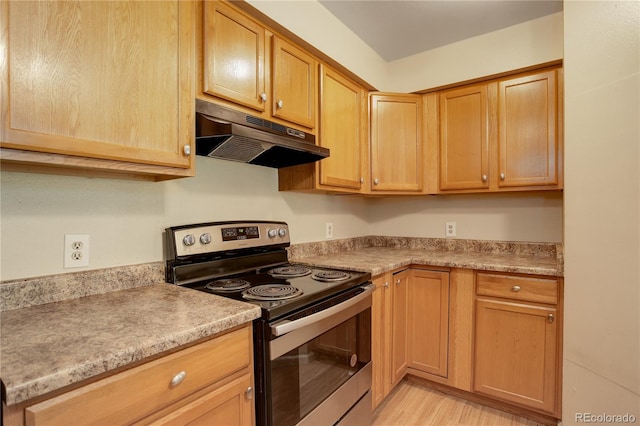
[195,100,329,168]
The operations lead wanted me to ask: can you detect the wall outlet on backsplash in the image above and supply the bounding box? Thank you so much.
[325,222,334,239]
[64,234,90,268]
[445,222,457,238]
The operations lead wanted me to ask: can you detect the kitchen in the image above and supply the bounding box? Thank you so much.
[1,1,638,425]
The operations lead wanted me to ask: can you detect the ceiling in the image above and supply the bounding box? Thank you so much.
[318,1,563,61]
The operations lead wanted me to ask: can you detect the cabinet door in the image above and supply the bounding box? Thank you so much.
[498,70,557,187]
[474,298,558,414]
[203,1,266,112]
[272,36,316,128]
[371,274,391,410]
[390,270,409,386]
[370,94,422,192]
[439,84,490,190]
[318,65,365,190]
[1,1,193,170]
[408,270,449,378]
[148,373,253,426]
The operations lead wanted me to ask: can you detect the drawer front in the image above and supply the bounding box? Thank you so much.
[476,273,558,304]
[26,326,251,426]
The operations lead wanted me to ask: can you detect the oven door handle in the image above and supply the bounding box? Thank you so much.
[271,283,375,337]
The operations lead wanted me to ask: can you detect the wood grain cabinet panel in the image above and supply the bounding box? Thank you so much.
[439,85,490,190]
[473,272,561,417]
[474,298,558,414]
[434,67,562,193]
[0,0,195,179]
[203,0,266,112]
[390,270,410,386]
[370,94,423,193]
[271,36,316,129]
[371,273,392,411]
[498,70,558,188]
[407,269,450,378]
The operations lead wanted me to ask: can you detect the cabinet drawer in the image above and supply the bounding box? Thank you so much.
[476,273,558,304]
[25,326,251,426]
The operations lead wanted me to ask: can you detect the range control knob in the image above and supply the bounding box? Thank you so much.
[278,228,287,238]
[182,234,196,246]
[267,229,277,238]
[200,233,212,245]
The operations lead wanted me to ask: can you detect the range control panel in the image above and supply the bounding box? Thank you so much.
[168,221,290,257]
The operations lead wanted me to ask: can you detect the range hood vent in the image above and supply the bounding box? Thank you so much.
[195,100,329,168]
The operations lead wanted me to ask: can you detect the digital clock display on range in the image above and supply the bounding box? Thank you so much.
[221,226,260,241]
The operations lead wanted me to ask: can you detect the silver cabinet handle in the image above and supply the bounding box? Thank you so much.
[396,279,401,285]
[276,99,284,109]
[170,371,187,387]
[548,313,555,323]
[481,174,488,182]
[260,93,267,102]
[500,172,506,180]
[373,178,379,185]
[360,177,364,184]
[512,285,521,292]
[183,145,191,156]
[383,281,389,288]
[246,386,253,400]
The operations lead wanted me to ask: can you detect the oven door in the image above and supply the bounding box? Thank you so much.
[262,283,373,426]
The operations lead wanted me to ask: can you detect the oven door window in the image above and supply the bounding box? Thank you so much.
[270,308,371,426]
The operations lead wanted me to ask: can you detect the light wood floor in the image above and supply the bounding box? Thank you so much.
[372,379,545,426]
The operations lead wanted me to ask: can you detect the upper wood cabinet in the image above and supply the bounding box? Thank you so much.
[439,84,490,190]
[434,67,562,193]
[203,0,266,112]
[370,94,423,193]
[0,1,195,181]
[278,64,367,193]
[498,70,558,188]
[202,1,316,130]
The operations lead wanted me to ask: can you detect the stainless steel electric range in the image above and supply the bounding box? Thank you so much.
[165,221,373,426]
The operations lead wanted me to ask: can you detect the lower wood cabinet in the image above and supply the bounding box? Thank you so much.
[371,273,392,410]
[473,273,561,416]
[371,267,562,421]
[407,269,450,378]
[390,269,410,387]
[5,326,254,426]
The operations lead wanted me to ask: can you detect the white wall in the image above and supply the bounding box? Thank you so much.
[563,1,640,422]
[370,192,563,242]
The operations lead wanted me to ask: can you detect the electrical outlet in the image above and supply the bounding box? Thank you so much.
[445,222,456,238]
[64,234,90,268]
[325,222,334,239]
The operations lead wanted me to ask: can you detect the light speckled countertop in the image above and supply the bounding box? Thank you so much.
[292,246,562,277]
[0,284,261,405]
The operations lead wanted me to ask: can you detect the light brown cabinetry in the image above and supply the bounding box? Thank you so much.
[278,64,367,193]
[371,273,392,410]
[407,269,450,378]
[6,326,253,426]
[0,0,195,181]
[202,1,316,130]
[390,269,410,385]
[435,67,562,193]
[474,273,561,416]
[369,94,423,193]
